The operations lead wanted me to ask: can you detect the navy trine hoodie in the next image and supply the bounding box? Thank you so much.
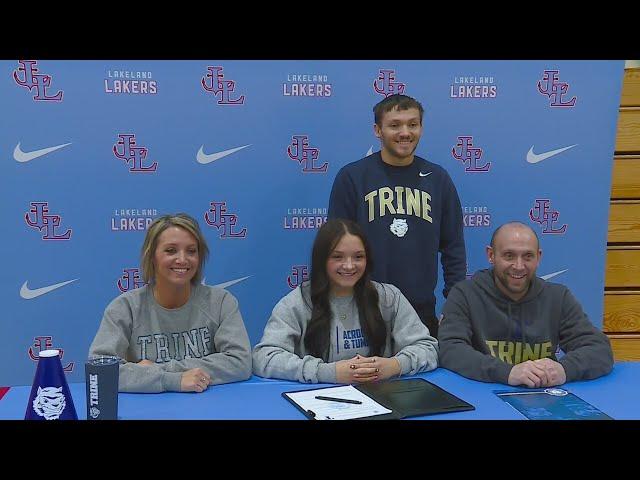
[328,152,466,311]
[439,269,613,385]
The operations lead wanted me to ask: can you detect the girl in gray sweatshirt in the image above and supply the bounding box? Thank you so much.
[253,219,438,384]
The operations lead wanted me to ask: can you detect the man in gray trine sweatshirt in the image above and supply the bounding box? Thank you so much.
[439,222,613,388]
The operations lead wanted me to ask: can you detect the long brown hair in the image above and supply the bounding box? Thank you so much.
[303,219,386,360]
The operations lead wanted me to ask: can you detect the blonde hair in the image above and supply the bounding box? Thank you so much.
[140,213,209,285]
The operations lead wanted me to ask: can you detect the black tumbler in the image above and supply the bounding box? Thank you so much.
[85,355,119,420]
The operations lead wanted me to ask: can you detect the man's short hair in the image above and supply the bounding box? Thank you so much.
[490,221,540,250]
[373,94,424,126]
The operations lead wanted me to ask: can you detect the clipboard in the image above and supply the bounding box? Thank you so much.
[282,378,475,420]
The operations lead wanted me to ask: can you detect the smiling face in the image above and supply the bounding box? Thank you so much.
[374,106,423,166]
[153,226,199,291]
[326,233,366,297]
[487,225,542,302]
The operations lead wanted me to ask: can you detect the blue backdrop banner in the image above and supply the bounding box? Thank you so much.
[0,60,623,385]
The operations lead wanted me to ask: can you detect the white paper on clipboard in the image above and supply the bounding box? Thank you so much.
[284,385,392,420]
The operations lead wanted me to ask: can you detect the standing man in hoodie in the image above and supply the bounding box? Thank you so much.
[328,94,466,339]
[439,222,613,387]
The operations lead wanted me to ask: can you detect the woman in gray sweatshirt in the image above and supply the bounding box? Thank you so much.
[253,219,438,384]
[89,213,252,393]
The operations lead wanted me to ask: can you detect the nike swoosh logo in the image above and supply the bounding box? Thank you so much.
[419,172,432,177]
[526,144,577,164]
[196,144,251,164]
[202,276,251,289]
[540,269,568,281]
[14,142,72,163]
[20,279,78,299]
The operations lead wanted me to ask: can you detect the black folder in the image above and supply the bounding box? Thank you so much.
[283,377,475,420]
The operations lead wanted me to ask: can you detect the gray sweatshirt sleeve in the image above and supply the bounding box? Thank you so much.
[158,291,252,385]
[89,297,183,393]
[557,289,614,382]
[386,286,439,375]
[252,293,336,384]
[439,286,512,383]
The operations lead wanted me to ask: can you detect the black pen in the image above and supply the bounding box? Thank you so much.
[315,395,362,405]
